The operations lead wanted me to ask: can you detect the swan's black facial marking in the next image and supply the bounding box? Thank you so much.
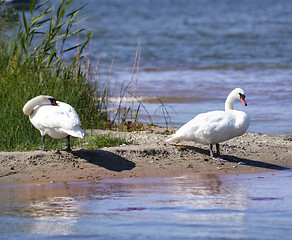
[239,93,246,99]
[48,97,59,106]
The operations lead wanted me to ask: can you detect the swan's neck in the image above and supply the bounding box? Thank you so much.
[23,95,52,116]
[224,93,236,112]
[23,100,36,116]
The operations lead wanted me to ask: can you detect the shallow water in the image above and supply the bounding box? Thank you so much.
[10,0,292,134]
[1,171,292,239]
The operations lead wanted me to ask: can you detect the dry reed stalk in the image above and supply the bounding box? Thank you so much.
[126,39,141,105]
[86,57,91,81]
[93,56,101,81]
[132,38,141,106]
[106,54,115,91]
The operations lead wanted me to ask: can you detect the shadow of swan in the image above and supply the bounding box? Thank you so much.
[183,145,290,171]
[72,149,136,172]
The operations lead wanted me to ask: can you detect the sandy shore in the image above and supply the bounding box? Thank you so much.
[0,127,291,184]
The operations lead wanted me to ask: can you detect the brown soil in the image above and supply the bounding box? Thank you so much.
[0,127,291,184]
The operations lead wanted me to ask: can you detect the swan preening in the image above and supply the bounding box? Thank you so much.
[23,95,85,151]
[166,88,250,159]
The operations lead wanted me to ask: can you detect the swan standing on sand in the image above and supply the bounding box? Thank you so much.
[23,95,85,151]
[166,88,250,159]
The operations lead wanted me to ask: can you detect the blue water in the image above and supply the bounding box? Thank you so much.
[79,0,292,134]
[0,171,292,239]
[10,0,292,133]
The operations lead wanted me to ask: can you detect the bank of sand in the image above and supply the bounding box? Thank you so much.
[0,127,291,184]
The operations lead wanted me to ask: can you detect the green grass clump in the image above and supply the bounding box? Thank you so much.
[85,134,131,150]
[0,0,108,151]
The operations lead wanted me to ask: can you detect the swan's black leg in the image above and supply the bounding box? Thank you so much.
[212,143,226,161]
[41,135,46,151]
[209,144,214,158]
[209,143,226,161]
[216,143,220,157]
[65,135,71,151]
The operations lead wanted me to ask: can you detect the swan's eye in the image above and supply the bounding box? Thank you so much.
[239,93,245,99]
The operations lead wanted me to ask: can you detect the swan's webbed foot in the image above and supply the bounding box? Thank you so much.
[213,157,227,162]
[209,143,226,161]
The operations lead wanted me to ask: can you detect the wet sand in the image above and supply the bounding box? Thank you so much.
[0,127,291,184]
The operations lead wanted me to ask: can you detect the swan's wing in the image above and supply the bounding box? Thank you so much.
[56,101,82,127]
[199,111,236,143]
[167,111,235,144]
[55,102,85,138]
[33,102,80,128]
[30,102,84,138]
[174,111,232,138]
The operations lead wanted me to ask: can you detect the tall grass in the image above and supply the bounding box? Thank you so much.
[0,0,107,151]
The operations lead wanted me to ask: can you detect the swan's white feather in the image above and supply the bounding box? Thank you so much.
[167,110,249,144]
[30,101,84,139]
[166,88,250,145]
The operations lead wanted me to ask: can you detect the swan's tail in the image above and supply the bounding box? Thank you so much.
[165,134,183,143]
[62,125,85,139]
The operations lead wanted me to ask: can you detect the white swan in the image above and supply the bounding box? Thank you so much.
[23,95,85,151]
[166,88,250,159]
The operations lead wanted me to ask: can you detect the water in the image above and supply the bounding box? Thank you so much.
[10,0,292,134]
[79,0,292,134]
[1,171,292,239]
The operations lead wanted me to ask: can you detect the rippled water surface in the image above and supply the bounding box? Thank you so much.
[1,171,292,239]
[12,0,292,133]
[81,0,292,134]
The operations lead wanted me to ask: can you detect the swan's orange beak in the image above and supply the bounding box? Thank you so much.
[240,96,247,106]
[51,100,59,106]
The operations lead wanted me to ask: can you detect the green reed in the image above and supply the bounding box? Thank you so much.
[0,0,108,151]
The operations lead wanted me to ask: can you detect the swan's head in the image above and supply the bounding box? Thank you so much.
[23,95,59,116]
[232,88,247,106]
[225,88,247,112]
[47,96,59,106]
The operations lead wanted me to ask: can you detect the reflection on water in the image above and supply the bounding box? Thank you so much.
[0,171,292,239]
